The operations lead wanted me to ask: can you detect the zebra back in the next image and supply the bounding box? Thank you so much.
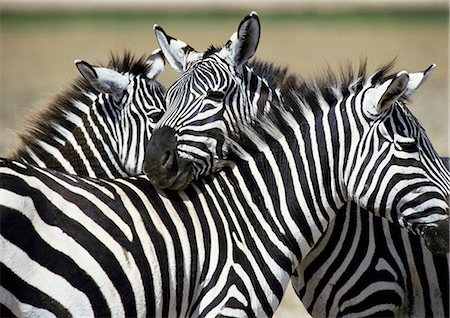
[9,50,166,179]
[0,158,293,317]
[1,155,448,317]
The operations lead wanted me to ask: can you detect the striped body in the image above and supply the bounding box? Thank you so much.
[9,52,166,178]
[2,13,449,317]
[294,202,449,317]
[2,159,448,317]
[1,159,296,317]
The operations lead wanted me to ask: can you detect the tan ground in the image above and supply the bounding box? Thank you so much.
[0,12,447,317]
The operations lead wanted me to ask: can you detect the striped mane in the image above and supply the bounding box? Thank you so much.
[281,60,399,109]
[229,60,399,156]
[9,52,153,160]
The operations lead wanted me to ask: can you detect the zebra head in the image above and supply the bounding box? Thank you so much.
[75,50,166,175]
[347,65,449,254]
[144,12,279,190]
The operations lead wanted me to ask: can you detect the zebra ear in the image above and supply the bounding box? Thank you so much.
[366,65,435,117]
[375,71,409,113]
[403,64,435,98]
[154,25,202,72]
[220,12,260,69]
[145,49,165,80]
[75,60,129,101]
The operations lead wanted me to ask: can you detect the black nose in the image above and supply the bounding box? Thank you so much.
[144,126,178,186]
[421,218,449,255]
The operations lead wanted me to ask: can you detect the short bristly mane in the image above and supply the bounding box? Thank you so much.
[260,59,397,122]
[107,51,155,76]
[229,60,399,157]
[248,59,289,92]
[9,52,153,159]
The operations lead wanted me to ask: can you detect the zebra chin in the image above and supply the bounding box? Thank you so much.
[145,169,195,191]
[143,154,195,191]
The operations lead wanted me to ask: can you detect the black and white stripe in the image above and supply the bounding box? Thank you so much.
[293,202,449,317]
[145,12,449,253]
[1,158,296,317]
[1,157,448,316]
[2,13,449,318]
[9,51,166,178]
[142,12,449,316]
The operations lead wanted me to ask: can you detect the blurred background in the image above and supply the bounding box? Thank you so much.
[0,1,448,317]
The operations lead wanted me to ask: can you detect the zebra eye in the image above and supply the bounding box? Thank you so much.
[150,110,164,122]
[206,90,225,102]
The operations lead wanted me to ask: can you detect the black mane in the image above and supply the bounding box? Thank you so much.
[283,59,396,106]
[248,58,397,108]
[204,45,221,57]
[106,51,155,76]
[9,52,154,159]
[248,59,289,93]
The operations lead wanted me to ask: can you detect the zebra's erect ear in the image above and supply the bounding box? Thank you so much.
[363,71,409,117]
[154,25,202,72]
[75,60,129,101]
[220,11,260,70]
[145,49,165,80]
[377,71,409,113]
[365,64,436,117]
[403,64,435,98]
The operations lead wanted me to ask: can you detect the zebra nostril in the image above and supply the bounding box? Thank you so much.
[161,150,174,169]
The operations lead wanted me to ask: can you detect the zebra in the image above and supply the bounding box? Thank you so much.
[1,15,448,317]
[1,157,309,317]
[8,50,166,178]
[144,12,449,256]
[1,88,448,318]
[0,82,448,318]
[142,11,449,316]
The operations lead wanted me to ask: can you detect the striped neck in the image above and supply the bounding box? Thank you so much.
[10,52,166,179]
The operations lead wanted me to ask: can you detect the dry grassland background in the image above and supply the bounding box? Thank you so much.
[0,8,448,317]
[1,11,448,157]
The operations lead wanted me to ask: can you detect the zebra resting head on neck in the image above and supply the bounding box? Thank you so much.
[144,12,449,254]
[9,50,166,178]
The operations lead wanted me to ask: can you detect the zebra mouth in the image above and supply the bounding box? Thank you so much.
[144,127,197,191]
[144,160,195,191]
[162,170,195,191]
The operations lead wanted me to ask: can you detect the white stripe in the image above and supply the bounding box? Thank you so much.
[24,146,47,168]
[2,171,145,316]
[36,140,78,174]
[31,167,133,241]
[0,285,57,318]
[0,235,94,317]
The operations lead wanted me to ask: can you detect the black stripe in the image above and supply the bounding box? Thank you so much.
[216,174,283,310]
[0,264,71,317]
[1,207,107,316]
[189,180,229,314]
[2,169,137,317]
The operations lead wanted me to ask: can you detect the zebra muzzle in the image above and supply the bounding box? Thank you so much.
[144,126,194,190]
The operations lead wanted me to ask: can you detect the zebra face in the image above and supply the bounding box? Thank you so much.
[145,13,262,190]
[350,66,450,253]
[76,50,166,176]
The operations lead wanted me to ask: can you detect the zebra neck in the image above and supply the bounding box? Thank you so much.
[233,64,283,127]
[227,129,345,268]
[226,90,352,267]
[10,96,127,178]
